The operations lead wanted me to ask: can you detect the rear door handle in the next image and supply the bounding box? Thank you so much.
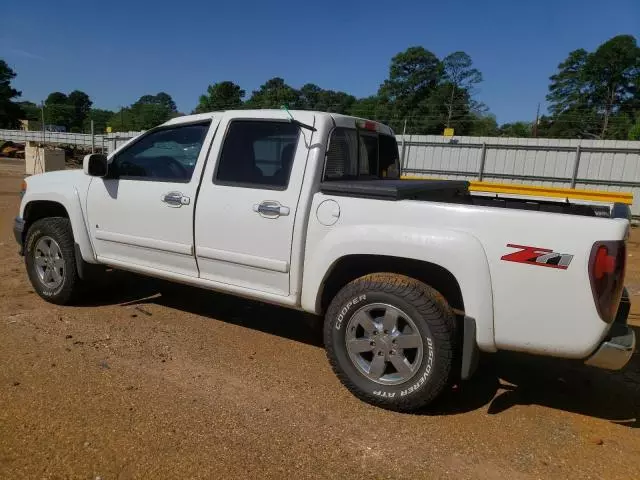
[162,191,190,207]
[253,201,290,218]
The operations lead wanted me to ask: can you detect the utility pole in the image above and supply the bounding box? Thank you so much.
[400,118,408,170]
[40,101,45,143]
[532,102,540,138]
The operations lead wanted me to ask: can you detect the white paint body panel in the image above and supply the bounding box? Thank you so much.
[18,110,629,362]
[302,194,627,357]
[87,178,199,276]
[19,169,97,264]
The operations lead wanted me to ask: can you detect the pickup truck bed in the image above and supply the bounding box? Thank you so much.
[321,178,621,218]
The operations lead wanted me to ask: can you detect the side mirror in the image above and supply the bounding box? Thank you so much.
[83,153,108,177]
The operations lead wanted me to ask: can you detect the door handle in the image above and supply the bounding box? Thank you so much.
[253,201,290,218]
[162,191,190,207]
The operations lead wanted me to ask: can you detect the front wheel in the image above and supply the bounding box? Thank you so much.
[324,273,457,412]
[24,217,80,305]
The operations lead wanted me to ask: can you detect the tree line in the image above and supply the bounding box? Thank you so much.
[0,34,638,139]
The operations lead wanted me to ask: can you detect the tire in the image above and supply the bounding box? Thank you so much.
[324,273,456,412]
[24,217,80,305]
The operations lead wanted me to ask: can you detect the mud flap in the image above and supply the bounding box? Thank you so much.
[461,316,480,380]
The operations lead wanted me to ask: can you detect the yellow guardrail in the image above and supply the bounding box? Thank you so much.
[401,176,633,205]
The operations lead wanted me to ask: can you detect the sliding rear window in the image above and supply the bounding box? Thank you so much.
[324,127,399,180]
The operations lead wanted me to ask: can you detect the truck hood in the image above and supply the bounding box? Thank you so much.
[26,168,90,191]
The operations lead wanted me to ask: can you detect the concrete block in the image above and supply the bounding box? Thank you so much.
[25,143,65,175]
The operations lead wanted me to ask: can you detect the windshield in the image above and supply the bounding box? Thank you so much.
[324,127,399,180]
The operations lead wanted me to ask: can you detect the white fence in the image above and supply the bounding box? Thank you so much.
[0,129,141,153]
[3,128,640,214]
[399,135,640,215]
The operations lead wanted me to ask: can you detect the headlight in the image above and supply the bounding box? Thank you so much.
[20,179,27,198]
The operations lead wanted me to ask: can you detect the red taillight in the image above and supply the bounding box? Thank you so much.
[593,246,616,279]
[589,241,626,323]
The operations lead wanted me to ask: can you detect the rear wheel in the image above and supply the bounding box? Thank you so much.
[24,217,80,305]
[324,273,456,412]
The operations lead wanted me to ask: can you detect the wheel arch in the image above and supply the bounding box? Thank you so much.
[21,191,96,265]
[301,225,495,352]
[23,200,69,231]
[319,255,465,315]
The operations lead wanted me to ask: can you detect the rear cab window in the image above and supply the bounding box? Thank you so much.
[324,124,399,181]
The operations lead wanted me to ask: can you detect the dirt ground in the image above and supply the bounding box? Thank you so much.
[1,159,639,480]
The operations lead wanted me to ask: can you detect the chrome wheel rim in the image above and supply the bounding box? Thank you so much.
[345,303,424,385]
[34,236,65,289]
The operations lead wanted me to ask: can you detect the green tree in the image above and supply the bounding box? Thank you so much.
[299,83,323,110]
[441,51,482,128]
[245,77,301,109]
[417,82,473,134]
[137,92,177,113]
[629,119,640,140]
[108,107,134,131]
[547,49,590,116]
[378,46,442,129]
[379,47,441,105]
[499,121,532,138]
[83,108,114,133]
[545,108,602,139]
[17,101,40,121]
[109,92,178,131]
[299,84,356,113]
[469,113,499,136]
[44,92,73,128]
[194,81,245,113]
[347,95,396,128]
[67,90,92,132]
[0,60,24,128]
[375,47,485,135]
[547,35,640,139]
[348,95,384,118]
[586,35,640,137]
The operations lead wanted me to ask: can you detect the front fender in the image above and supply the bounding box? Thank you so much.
[21,185,96,264]
[301,225,496,352]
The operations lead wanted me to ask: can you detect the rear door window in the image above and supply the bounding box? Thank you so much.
[215,121,300,190]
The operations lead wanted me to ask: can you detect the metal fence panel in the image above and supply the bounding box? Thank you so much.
[0,129,143,152]
[398,134,640,216]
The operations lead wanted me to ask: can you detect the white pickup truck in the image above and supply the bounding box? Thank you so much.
[14,110,635,411]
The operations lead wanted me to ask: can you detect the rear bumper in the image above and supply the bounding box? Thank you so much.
[14,216,25,255]
[585,289,635,370]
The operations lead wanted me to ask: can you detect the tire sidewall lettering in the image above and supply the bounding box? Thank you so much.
[334,294,367,331]
[25,229,42,253]
[371,336,436,399]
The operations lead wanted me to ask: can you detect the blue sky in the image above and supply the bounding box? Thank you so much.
[2,0,638,124]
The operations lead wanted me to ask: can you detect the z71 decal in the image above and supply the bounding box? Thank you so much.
[501,244,574,270]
